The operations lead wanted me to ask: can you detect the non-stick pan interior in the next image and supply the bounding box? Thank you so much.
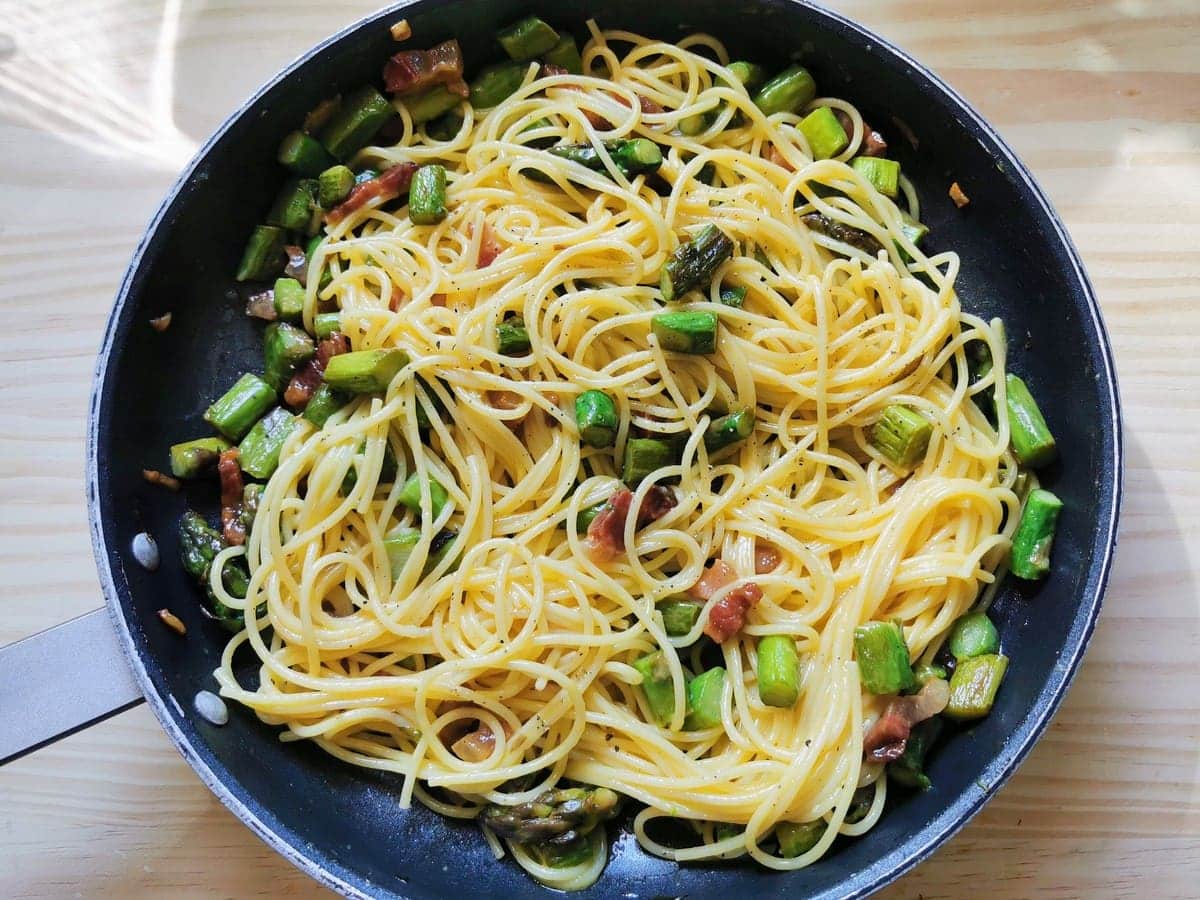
[90,1,1120,897]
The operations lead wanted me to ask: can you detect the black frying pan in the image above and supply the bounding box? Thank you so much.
[0,1,1121,897]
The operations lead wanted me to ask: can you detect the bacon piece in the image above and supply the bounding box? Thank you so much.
[584,486,677,562]
[475,221,502,268]
[639,95,663,115]
[949,181,970,209]
[284,334,350,409]
[430,293,447,307]
[218,449,246,546]
[142,468,181,491]
[452,726,497,762]
[542,63,569,77]
[389,285,405,312]
[755,542,782,574]
[687,559,737,600]
[764,143,794,172]
[863,678,950,762]
[688,559,762,642]
[488,389,526,431]
[326,163,418,226]
[148,313,172,332]
[389,18,411,41]
[583,107,611,129]
[383,39,468,97]
[245,289,276,320]
[283,244,308,285]
[832,110,888,157]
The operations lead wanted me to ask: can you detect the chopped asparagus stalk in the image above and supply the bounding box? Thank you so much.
[633,650,675,725]
[317,164,356,208]
[235,225,287,282]
[273,276,305,321]
[660,225,734,301]
[948,611,1000,661]
[801,212,883,256]
[240,482,263,533]
[398,472,449,520]
[777,820,825,858]
[169,436,232,479]
[305,235,332,291]
[318,85,395,161]
[204,373,276,441]
[470,61,527,108]
[727,61,767,92]
[277,130,335,176]
[1010,488,1062,580]
[651,310,718,354]
[575,390,618,448]
[384,527,421,578]
[719,285,747,308]
[898,211,929,264]
[497,318,531,355]
[404,85,463,125]
[178,510,249,628]
[266,178,319,232]
[704,407,754,453]
[854,621,916,695]
[888,716,943,790]
[622,437,674,486]
[913,663,949,685]
[314,312,341,338]
[341,438,398,495]
[753,65,817,116]
[679,111,712,136]
[871,404,932,467]
[542,139,664,181]
[799,106,849,160]
[945,653,1008,720]
[498,15,560,61]
[323,348,409,393]
[302,383,347,427]
[1005,374,1057,468]
[658,598,701,636]
[427,111,465,141]
[684,667,726,730]
[481,787,620,846]
[409,164,448,225]
[757,635,801,708]
[263,322,316,390]
[844,787,874,824]
[851,156,901,198]
[543,35,584,74]
[237,407,295,480]
[522,828,603,870]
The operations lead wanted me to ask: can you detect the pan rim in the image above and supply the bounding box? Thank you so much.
[86,2,1123,898]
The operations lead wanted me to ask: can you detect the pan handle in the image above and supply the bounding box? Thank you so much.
[0,607,144,765]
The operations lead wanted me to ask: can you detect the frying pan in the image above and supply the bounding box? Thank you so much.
[0,1,1121,897]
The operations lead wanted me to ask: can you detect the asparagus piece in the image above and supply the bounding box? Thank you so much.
[341,438,399,495]
[266,177,319,232]
[497,317,531,355]
[427,111,466,142]
[277,130,335,177]
[948,612,1000,661]
[757,635,801,708]
[470,61,527,108]
[169,436,232,479]
[658,598,701,636]
[945,653,1008,720]
[719,285,747,308]
[314,311,341,339]
[178,511,249,629]
[622,437,674,486]
[704,408,754,453]
[844,787,874,824]
[409,164,448,225]
[1005,374,1057,468]
[240,482,263,534]
[854,621,916,695]
[323,348,409,393]
[237,407,295,480]
[317,164,356,208]
[235,225,287,282]
[871,404,932,467]
[541,139,664,181]
[575,390,618,448]
[683,667,726,730]
[303,383,347,427]
[651,310,718,354]
[523,828,603,870]
[777,820,825,858]
[898,211,930,264]
[851,156,901,199]
[913,663,949,685]
[543,35,584,75]
[481,787,620,846]
[498,15,559,61]
[679,111,712,136]
[398,472,449,520]
[727,61,767,92]
[799,106,849,160]
[800,212,883,256]
[404,85,463,125]
[888,716,944,790]
[263,322,316,390]
[204,373,276,442]
[318,85,395,161]
[1010,488,1062,580]
[633,650,675,725]
[273,276,305,321]
[384,527,421,579]
[660,225,734,301]
[753,65,816,116]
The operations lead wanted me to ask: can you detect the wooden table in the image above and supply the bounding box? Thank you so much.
[1,1,1196,896]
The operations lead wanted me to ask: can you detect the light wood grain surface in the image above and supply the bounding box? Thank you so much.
[1,0,1197,896]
